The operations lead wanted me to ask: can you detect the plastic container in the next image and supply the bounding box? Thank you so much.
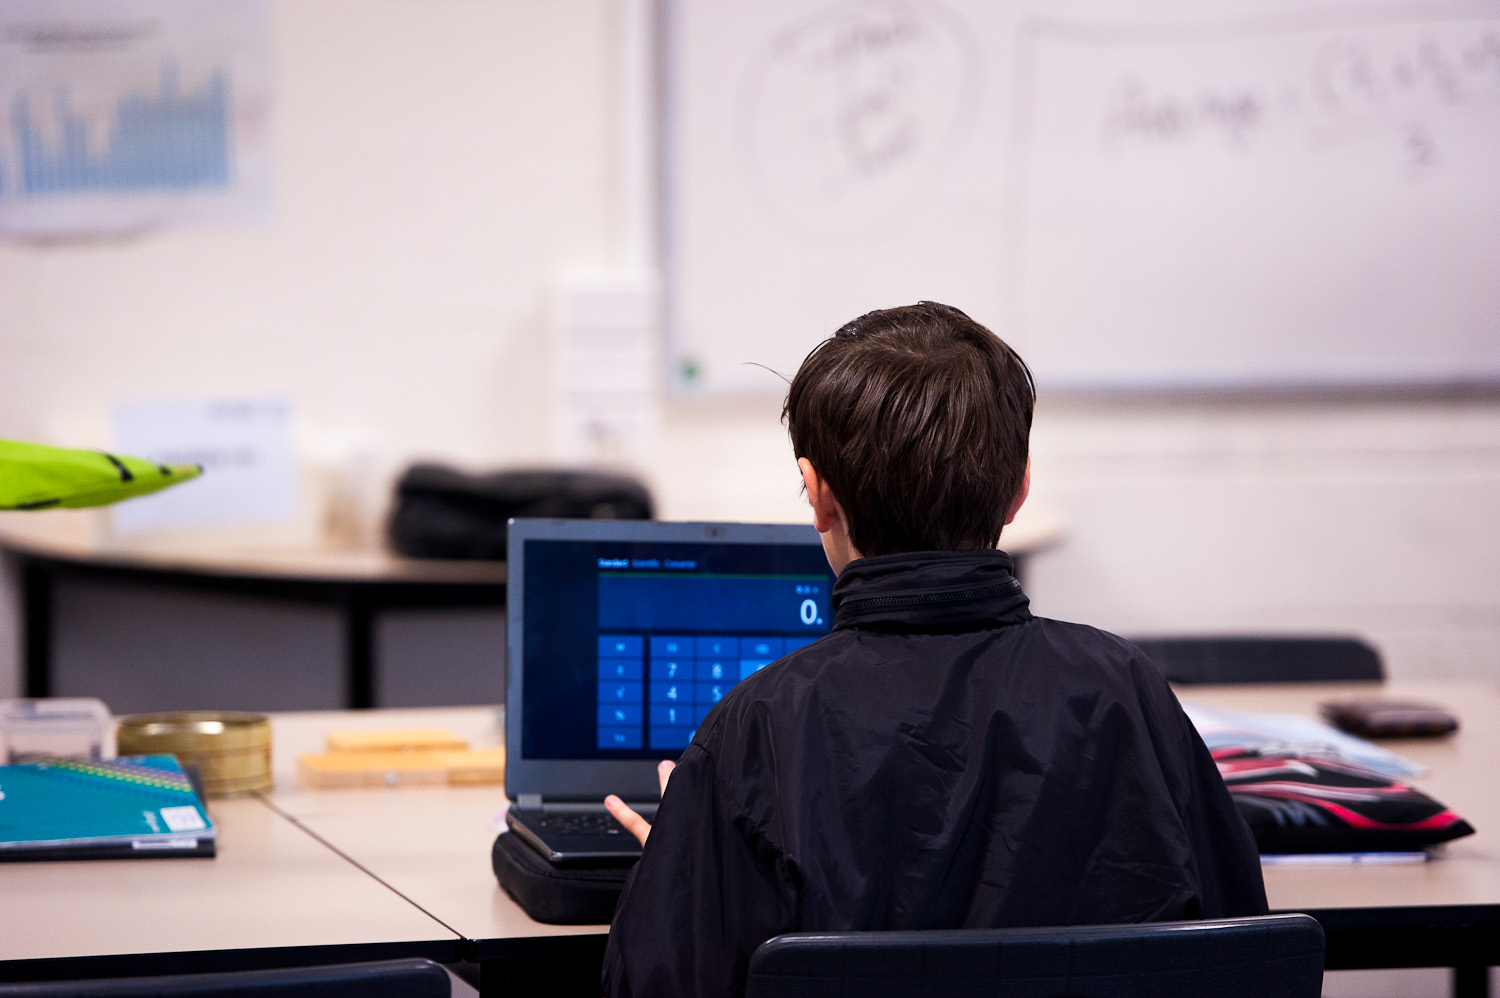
[0,697,113,763]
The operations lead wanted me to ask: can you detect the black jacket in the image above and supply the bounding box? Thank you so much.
[602,550,1267,998]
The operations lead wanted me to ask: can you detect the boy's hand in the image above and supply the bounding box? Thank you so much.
[604,760,675,846]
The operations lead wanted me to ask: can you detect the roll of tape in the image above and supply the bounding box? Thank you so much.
[116,711,272,797]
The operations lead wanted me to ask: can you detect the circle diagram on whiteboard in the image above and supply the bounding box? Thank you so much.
[737,0,982,239]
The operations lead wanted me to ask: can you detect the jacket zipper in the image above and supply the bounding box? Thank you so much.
[838,577,1022,615]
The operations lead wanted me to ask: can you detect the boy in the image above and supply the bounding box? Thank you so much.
[602,302,1267,998]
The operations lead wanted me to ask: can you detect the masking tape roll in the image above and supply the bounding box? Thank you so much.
[116,711,272,797]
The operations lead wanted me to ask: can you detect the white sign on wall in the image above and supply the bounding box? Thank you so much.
[111,397,298,535]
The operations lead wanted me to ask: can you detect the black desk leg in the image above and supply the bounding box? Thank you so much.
[478,955,605,998]
[344,591,375,709]
[1454,965,1490,998]
[474,936,607,998]
[22,558,53,698]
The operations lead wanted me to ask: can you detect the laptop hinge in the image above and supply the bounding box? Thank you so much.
[517,794,542,809]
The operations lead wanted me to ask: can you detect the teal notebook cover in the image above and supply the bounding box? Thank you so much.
[0,755,215,858]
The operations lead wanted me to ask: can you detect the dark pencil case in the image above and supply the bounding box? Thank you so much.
[1319,698,1459,738]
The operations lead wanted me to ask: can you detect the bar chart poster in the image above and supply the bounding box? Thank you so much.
[0,0,271,237]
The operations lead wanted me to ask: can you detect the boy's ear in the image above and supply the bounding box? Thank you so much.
[798,458,844,534]
[1005,459,1031,526]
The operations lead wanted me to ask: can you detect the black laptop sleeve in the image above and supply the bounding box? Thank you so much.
[492,831,633,924]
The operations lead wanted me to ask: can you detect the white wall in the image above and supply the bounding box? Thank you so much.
[1,0,617,463]
[0,0,619,696]
[2,0,1497,697]
[1025,396,1500,681]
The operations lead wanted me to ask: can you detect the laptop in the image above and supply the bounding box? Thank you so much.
[503,518,835,864]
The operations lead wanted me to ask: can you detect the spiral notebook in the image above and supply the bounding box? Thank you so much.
[0,754,215,861]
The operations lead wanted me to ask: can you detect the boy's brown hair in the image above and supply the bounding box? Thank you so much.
[783,301,1035,556]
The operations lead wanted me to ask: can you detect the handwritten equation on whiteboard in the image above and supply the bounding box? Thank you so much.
[1090,20,1500,181]
[1009,13,1500,387]
[735,0,984,238]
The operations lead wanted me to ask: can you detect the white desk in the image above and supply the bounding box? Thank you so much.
[0,795,460,984]
[264,682,1500,996]
[0,513,510,583]
[1184,680,1500,998]
[6,681,1492,996]
[260,707,604,997]
[0,514,508,711]
[1182,681,1500,915]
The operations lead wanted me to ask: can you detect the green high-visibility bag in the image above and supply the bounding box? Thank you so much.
[0,439,202,511]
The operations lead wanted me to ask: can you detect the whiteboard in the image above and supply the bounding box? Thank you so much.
[663,0,1500,394]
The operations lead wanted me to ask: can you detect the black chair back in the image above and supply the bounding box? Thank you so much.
[0,959,451,997]
[1130,635,1383,685]
[746,914,1325,998]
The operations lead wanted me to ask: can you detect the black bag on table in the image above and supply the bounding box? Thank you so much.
[491,831,632,925]
[389,465,653,560]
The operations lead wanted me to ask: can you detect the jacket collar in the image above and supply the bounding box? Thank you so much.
[830,549,1032,632]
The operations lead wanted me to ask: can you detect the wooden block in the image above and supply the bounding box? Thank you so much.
[297,747,505,789]
[323,728,469,753]
[447,749,508,785]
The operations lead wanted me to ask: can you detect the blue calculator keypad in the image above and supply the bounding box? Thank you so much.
[596,633,818,750]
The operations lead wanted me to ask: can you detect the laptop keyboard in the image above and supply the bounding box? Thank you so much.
[537,811,630,837]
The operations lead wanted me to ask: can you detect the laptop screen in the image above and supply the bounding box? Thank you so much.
[507,520,835,785]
